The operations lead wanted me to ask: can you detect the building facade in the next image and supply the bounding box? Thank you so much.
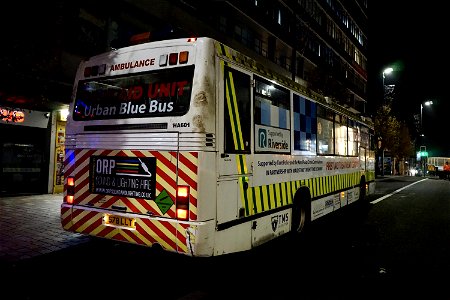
[0,0,368,196]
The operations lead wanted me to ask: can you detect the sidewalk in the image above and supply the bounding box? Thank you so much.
[0,193,90,263]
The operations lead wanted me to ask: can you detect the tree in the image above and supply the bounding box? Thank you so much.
[374,103,399,154]
[394,121,415,160]
[374,102,415,175]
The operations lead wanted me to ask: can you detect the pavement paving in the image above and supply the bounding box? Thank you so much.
[0,193,90,264]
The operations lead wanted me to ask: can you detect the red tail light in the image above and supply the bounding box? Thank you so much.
[65,176,75,204]
[169,53,178,65]
[176,186,190,220]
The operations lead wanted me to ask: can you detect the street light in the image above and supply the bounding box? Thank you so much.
[382,67,393,104]
[420,100,433,136]
[381,67,393,176]
[419,100,433,176]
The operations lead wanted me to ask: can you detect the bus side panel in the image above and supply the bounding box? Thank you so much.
[251,209,291,247]
[367,149,376,195]
[214,222,252,255]
[196,152,217,222]
[217,179,239,224]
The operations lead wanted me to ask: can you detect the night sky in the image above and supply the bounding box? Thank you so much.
[368,2,448,156]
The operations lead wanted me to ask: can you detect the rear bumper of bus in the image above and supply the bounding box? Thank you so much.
[61,203,215,257]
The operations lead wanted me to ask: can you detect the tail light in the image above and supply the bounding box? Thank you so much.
[159,51,190,67]
[169,53,178,65]
[65,176,75,204]
[176,186,190,220]
[179,51,189,64]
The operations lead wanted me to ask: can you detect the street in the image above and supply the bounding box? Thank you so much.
[1,176,449,299]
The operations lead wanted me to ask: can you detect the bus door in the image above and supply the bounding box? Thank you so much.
[217,64,253,225]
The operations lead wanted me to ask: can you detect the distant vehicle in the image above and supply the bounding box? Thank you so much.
[60,36,377,257]
[427,157,450,178]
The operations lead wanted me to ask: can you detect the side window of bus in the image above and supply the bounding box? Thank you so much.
[293,94,317,154]
[359,124,370,149]
[223,67,251,153]
[254,76,290,153]
[369,128,376,151]
[359,123,370,168]
[335,114,347,156]
[348,119,358,156]
[317,105,334,155]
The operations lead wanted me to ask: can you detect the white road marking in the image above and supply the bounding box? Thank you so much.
[370,178,428,204]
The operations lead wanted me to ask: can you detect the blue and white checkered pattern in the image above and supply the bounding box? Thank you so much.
[259,101,290,129]
[293,94,317,152]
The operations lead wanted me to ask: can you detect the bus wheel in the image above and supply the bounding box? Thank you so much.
[359,177,367,202]
[291,189,311,235]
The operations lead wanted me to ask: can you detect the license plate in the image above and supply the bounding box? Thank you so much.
[104,214,136,230]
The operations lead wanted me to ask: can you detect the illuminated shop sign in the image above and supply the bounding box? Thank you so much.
[0,107,24,123]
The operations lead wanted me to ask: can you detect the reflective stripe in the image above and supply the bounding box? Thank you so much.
[62,149,199,254]
[242,171,365,215]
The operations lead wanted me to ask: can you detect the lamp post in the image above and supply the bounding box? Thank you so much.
[381,67,393,176]
[382,67,393,105]
[419,100,433,176]
[420,100,433,135]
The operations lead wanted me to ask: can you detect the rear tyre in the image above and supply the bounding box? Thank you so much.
[291,189,311,235]
[359,177,367,202]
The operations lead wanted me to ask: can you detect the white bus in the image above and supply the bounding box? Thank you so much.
[426,156,450,177]
[61,37,376,257]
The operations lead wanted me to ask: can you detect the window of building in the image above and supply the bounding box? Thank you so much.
[254,37,262,55]
[219,16,227,33]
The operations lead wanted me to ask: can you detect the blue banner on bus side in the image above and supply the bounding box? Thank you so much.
[89,155,157,199]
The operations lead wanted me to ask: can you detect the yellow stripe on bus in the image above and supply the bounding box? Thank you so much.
[262,185,270,210]
[276,183,282,207]
[253,186,263,213]
[224,66,250,215]
[225,75,239,150]
[281,182,287,206]
[228,74,245,150]
[244,171,365,215]
[269,184,276,208]
[236,155,248,176]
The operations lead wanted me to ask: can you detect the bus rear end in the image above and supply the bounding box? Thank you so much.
[61,37,217,257]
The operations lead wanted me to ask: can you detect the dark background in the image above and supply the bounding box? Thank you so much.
[368,1,448,156]
[1,1,448,156]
